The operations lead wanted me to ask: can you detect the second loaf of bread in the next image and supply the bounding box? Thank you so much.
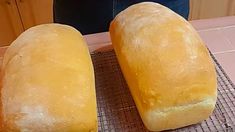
[109,2,217,131]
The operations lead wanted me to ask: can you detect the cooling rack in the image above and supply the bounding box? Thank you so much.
[91,50,235,132]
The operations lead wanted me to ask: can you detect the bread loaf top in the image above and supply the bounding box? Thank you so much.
[110,2,217,111]
[1,24,97,131]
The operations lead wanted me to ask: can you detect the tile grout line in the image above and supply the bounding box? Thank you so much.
[213,50,235,55]
[197,25,235,32]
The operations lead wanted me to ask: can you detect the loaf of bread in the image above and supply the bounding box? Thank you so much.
[1,24,97,131]
[109,2,217,131]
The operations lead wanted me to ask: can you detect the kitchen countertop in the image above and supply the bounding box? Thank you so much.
[191,16,235,83]
[0,16,234,83]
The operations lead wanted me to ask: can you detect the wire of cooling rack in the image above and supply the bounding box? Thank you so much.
[91,50,235,132]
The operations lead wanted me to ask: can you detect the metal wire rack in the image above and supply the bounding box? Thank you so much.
[91,50,235,132]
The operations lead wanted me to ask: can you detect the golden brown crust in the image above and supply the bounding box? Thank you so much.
[1,24,97,131]
[110,2,217,131]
